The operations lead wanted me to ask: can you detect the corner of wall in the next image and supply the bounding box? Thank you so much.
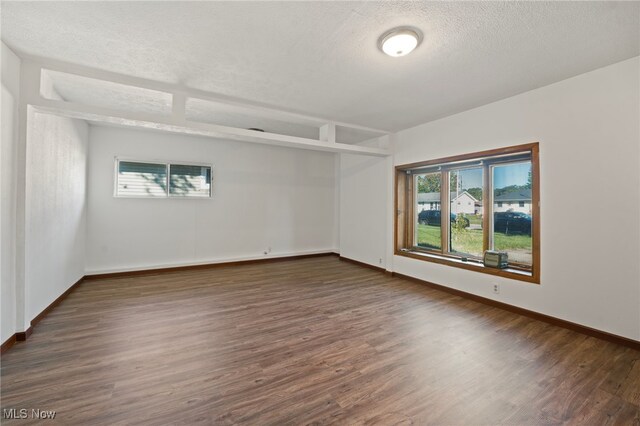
[1,40,22,343]
[333,153,341,253]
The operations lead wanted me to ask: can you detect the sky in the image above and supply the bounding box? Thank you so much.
[454,168,483,190]
[453,162,531,190]
[493,162,531,189]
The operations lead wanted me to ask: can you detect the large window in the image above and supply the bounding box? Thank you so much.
[115,159,212,198]
[395,143,539,283]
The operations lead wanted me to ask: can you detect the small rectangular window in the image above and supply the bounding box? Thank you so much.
[115,159,212,198]
[116,161,167,197]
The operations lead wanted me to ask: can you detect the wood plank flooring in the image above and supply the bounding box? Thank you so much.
[1,256,639,425]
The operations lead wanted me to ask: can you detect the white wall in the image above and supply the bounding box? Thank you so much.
[1,50,89,335]
[339,154,388,268]
[86,125,337,273]
[1,42,21,343]
[386,57,639,340]
[25,110,88,322]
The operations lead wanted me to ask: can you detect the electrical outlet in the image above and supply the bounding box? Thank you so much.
[379,258,383,264]
[493,283,500,294]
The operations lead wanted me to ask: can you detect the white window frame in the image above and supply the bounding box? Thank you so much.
[113,157,214,199]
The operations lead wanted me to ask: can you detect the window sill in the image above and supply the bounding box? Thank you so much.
[113,195,213,200]
[395,249,539,284]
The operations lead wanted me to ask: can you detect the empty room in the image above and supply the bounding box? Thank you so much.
[1,1,639,424]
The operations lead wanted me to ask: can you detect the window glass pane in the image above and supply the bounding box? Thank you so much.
[117,161,167,197]
[492,161,533,265]
[415,172,441,249]
[449,167,484,258]
[169,165,211,197]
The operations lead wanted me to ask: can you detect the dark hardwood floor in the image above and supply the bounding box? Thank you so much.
[1,256,639,425]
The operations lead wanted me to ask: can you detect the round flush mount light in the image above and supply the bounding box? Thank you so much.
[378,27,422,57]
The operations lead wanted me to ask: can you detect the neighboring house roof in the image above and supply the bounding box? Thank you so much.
[494,189,532,202]
[417,190,479,203]
[453,191,479,203]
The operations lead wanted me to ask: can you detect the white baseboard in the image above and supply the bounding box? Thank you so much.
[84,248,337,276]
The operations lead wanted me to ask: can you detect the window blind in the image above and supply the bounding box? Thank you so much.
[169,164,211,197]
[116,161,167,197]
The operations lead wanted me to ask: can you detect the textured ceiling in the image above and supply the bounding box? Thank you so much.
[2,1,639,131]
[42,69,173,116]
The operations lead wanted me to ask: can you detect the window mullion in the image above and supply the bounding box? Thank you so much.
[482,163,491,253]
[407,174,414,248]
[166,163,170,197]
[440,170,449,253]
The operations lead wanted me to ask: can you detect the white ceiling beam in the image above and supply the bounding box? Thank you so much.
[171,93,186,123]
[22,59,390,156]
[31,98,390,157]
[319,123,336,143]
[25,54,390,135]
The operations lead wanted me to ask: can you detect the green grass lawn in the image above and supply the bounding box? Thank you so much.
[493,232,532,251]
[450,228,484,257]
[467,215,483,225]
[416,224,532,261]
[416,224,441,249]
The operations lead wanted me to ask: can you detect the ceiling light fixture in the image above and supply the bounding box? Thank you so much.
[378,27,422,57]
